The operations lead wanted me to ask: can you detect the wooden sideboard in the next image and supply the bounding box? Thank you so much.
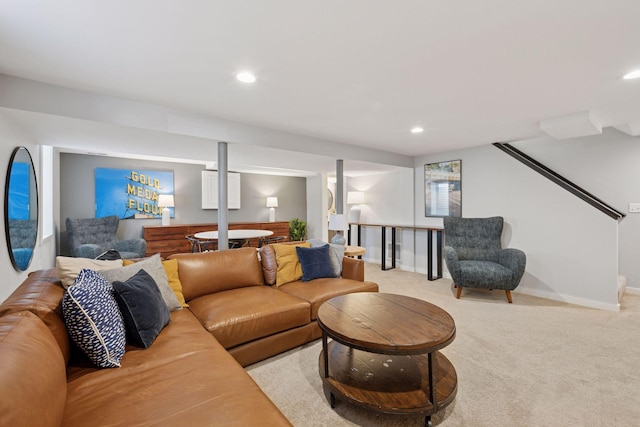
[144,221,290,258]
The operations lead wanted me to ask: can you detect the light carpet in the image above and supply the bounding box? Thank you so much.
[246,264,640,426]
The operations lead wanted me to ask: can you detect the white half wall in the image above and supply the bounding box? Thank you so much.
[348,169,415,271]
[414,144,619,311]
[0,112,57,301]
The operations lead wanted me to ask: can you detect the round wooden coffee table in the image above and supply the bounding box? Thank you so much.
[317,293,457,427]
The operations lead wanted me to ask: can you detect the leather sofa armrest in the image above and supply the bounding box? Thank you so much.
[341,257,364,281]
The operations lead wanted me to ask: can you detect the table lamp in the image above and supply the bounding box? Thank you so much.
[328,214,348,245]
[266,197,278,222]
[347,191,365,223]
[158,194,174,226]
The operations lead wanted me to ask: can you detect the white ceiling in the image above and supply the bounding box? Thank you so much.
[1,0,640,158]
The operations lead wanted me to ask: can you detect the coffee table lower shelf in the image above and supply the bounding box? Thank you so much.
[319,341,457,421]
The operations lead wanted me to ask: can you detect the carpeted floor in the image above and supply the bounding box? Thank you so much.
[246,263,640,426]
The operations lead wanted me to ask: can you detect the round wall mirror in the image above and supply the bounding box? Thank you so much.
[4,147,38,271]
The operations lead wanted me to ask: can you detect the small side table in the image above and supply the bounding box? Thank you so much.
[344,245,366,257]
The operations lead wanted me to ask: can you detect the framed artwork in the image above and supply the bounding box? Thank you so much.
[95,168,174,219]
[424,160,461,217]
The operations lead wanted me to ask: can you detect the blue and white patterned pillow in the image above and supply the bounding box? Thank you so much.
[62,268,126,368]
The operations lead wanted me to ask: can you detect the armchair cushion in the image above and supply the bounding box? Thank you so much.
[458,260,515,290]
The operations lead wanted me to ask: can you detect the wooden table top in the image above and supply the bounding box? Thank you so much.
[194,229,273,239]
[317,293,455,355]
[344,245,366,257]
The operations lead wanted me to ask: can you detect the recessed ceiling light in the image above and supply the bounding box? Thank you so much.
[623,69,640,80]
[411,127,424,134]
[236,72,256,83]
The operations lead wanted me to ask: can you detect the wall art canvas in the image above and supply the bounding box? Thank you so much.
[424,160,461,217]
[95,168,174,219]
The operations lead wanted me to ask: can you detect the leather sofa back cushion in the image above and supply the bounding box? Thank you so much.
[0,311,67,426]
[169,247,265,301]
[0,269,72,364]
[259,245,278,285]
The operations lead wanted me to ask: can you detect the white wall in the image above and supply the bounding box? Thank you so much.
[306,174,328,241]
[414,143,619,311]
[512,129,640,289]
[348,169,415,271]
[0,113,57,302]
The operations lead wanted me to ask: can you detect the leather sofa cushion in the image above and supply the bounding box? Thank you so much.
[65,309,291,426]
[0,269,71,363]
[188,286,311,349]
[169,248,264,300]
[341,256,365,281]
[0,311,67,427]
[279,278,379,319]
[259,244,278,285]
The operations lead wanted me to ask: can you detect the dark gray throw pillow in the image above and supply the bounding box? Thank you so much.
[112,269,170,348]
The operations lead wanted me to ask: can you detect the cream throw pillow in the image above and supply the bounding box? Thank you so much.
[56,256,123,289]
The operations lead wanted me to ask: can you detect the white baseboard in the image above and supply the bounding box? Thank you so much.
[626,286,640,296]
[516,287,620,312]
[362,258,619,311]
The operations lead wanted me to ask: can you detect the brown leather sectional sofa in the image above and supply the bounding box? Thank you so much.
[0,245,378,426]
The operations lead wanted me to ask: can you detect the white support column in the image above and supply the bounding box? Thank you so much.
[336,159,344,214]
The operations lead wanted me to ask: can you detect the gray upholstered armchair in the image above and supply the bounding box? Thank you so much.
[66,216,147,259]
[443,216,526,303]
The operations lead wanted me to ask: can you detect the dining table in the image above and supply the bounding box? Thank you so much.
[193,229,274,249]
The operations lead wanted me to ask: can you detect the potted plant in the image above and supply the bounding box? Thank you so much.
[289,218,307,241]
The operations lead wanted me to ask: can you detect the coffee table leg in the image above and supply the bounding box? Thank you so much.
[322,332,329,379]
[428,352,437,411]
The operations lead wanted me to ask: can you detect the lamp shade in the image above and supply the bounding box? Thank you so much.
[158,194,175,208]
[328,214,348,231]
[266,197,279,208]
[347,191,365,205]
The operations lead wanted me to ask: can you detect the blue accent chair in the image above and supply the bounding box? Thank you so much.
[443,216,526,303]
[66,216,147,259]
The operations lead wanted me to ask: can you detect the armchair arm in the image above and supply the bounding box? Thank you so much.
[114,239,147,257]
[341,256,364,281]
[497,248,527,282]
[444,246,462,283]
[73,244,104,259]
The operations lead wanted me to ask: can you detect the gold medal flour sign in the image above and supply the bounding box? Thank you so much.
[95,168,174,219]
[126,171,163,216]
